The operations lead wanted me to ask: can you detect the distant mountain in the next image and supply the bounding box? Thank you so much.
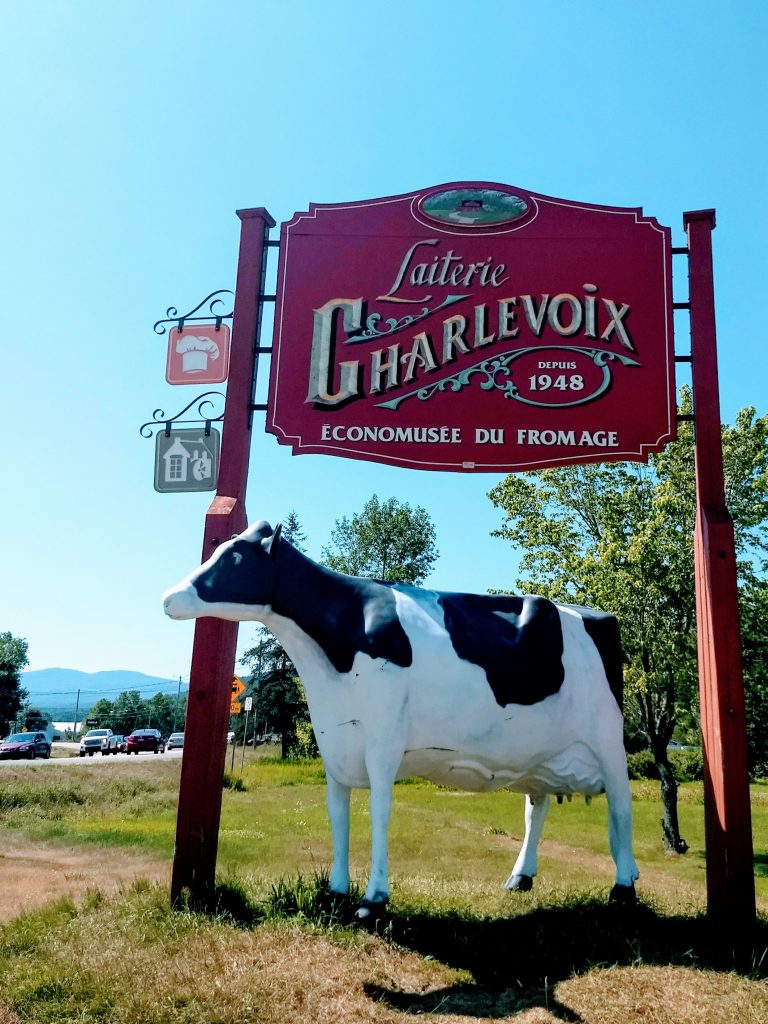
[22,668,185,714]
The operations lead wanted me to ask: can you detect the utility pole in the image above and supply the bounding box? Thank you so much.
[73,689,80,740]
[172,675,182,733]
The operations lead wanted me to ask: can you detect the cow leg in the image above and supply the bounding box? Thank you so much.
[356,749,400,920]
[504,793,551,892]
[604,760,640,899]
[326,774,351,895]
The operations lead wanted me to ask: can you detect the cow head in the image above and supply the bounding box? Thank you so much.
[162,520,282,622]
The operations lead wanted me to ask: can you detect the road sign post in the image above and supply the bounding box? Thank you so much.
[685,209,755,929]
[170,208,274,908]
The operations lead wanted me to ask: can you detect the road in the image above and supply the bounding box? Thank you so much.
[0,743,184,766]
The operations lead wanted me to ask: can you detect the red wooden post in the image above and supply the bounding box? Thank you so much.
[171,208,275,906]
[685,209,755,928]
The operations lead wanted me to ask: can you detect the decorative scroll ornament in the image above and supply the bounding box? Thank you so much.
[139,391,225,437]
[376,348,640,411]
[346,295,467,344]
[153,290,234,336]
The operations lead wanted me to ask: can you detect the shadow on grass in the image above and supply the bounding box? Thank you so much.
[369,898,768,1021]
[208,876,768,1022]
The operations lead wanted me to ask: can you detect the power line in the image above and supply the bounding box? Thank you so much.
[26,684,190,698]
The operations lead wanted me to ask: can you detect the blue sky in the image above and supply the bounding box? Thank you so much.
[2,1,766,678]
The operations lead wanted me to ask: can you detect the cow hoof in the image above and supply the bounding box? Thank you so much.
[354,898,388,926]
[505,874,533,892]
[609,883,637,905]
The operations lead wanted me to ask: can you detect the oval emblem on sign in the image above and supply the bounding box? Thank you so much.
[420,187,528,227]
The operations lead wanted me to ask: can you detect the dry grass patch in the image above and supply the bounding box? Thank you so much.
[555,965,768,1023]
[1,880,767,1024]
[0,832,169,918]
[0,887,469,1024]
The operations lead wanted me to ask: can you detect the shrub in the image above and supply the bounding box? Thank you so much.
[669,747,704,782]
[288,719,319,759]
[625,747,704,783]
[626,750,658,780]
[0,782,86,813]
[223,772,247,792]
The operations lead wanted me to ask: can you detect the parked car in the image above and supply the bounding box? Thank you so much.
[79,728,113,757]
[101,733,124,755]
[126,729,165,754]
[0,731,52,760]
[166,732,184,751]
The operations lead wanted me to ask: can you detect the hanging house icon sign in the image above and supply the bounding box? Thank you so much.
[154,428,220,493]
[166,324,231,385]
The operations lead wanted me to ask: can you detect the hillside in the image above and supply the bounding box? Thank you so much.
[22,668,184,717]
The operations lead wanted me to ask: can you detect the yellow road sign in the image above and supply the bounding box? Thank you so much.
[229,677,246,715]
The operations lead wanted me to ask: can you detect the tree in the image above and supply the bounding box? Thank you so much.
[321,494,438,584]
[282,509,307,552]
[240,511,311,758]
[0,632,29,732]
[740,576,768,777]
[144,693,176,735]
[240,633,314,758]
[83,690,187,736]
[86,697,115,729]
[111,690,146,734]
[487,391,768,853]
[23,707,48,730]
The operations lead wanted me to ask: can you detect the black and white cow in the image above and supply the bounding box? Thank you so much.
[163,521,639,917]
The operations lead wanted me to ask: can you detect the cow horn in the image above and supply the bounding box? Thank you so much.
[262,522,282,556]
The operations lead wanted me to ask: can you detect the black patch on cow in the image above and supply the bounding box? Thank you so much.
[271,544,413,674]
[570,606,624,710]
[436,593,564,707]
[194,532,278,608]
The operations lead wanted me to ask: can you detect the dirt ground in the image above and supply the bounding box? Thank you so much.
[0,833,170,919]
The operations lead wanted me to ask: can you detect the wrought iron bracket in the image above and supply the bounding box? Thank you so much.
[139,391,225,438]
[153,290,234,336]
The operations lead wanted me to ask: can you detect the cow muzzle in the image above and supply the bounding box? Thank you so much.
[162,583,201,620]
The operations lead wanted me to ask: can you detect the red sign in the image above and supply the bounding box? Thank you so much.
[268,182,675,472]
[166,323,230,385]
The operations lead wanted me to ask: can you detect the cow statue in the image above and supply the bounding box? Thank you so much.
[163,520,639,918]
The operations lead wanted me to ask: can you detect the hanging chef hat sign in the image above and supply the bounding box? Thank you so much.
[166,323,231,385]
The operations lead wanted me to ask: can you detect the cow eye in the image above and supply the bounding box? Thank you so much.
[232,551,243,566]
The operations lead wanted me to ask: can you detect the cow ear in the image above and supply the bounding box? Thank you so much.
[262,522,282,557]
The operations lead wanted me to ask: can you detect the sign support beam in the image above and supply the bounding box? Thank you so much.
[686,209,755,929]
[171,207,274,908]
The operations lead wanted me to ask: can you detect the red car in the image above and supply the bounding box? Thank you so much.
[0,732,52,760]
[125,729,165,754]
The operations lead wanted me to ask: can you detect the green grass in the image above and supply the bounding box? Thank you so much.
[2,755,767,909]
[1,755,768,1022]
